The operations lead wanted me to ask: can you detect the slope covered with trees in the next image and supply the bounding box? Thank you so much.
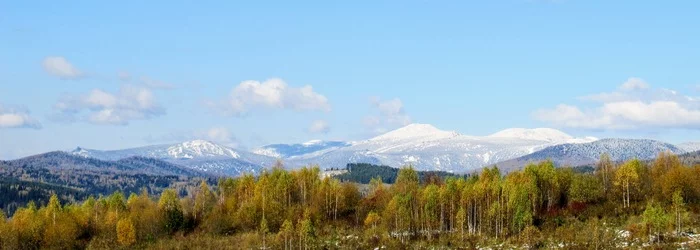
[335,163,463,184]
[0,176,90,216]
[679,150,700,166]
[0,152,213,216]
[1,152,700,248]
[496,138,684,171]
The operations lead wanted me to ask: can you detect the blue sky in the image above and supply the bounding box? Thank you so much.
[2,0,700,159]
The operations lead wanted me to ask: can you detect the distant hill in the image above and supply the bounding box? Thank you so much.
[0,151,213,215]
[495,138,684,171]
[71,140,276,176]
[335,163,465,184]
[115,156,207,176]
[2,151,207,177]
[678,142,700,153]
[0,176,90,216]
[679,150,700,166]
[54,126,698,175]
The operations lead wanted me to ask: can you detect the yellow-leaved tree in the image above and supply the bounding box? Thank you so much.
[116,218,137,246]
[615,159,642,208]
[41,194,79,249]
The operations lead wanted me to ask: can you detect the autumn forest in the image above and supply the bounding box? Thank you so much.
[1,152,700,249]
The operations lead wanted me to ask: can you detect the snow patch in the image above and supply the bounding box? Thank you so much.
[302,140,323,146]
[252,148,281,158]
[167,140,240,159]
[481,152,491,163]
[370,123,459,142]
[403,155,419,163]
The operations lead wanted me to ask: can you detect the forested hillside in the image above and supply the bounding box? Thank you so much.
[0,176,90,216]
[1,151,699,248]
[336,163,463,184]
[0,152,213,215]
[679,150,700,166]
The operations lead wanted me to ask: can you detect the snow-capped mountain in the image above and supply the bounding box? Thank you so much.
[71,140,276,176]
[73,140,240,160]
[488,128,598,144]
[677,142,700,153]
[368,124,460,142]
[167,140,240,159]
[282,123,597,173]
[253,140,350,158]
[496,138,686,171]
[67,124,691,175]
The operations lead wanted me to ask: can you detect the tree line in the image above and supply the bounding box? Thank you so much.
[1,152,699,248]
[336,163,463,184]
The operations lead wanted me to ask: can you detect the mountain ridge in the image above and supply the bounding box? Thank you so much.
[253,140,350,158]
[281,124,598,172]
[70,140,276,176]
[494,138,685,172]
[52,123,699,175]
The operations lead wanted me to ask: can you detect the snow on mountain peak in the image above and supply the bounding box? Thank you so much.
[71,147,90,158]
[184,139,213,145]
[567,136,600,144]
[167,140,240,159]
[370,123,459,141]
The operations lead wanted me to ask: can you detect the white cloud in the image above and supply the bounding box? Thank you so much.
[308,120,330,134]
[535,78,700,130]
[42,56,83,79]
[364,97,411,133]
[211,78,331,116]
[375,98,403,116]
[54,85,165,125]
[0,104,41,129]
[579,78,655,103]
[199,127,238,146]
[362,116,381,127]
[619,77,649,91]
